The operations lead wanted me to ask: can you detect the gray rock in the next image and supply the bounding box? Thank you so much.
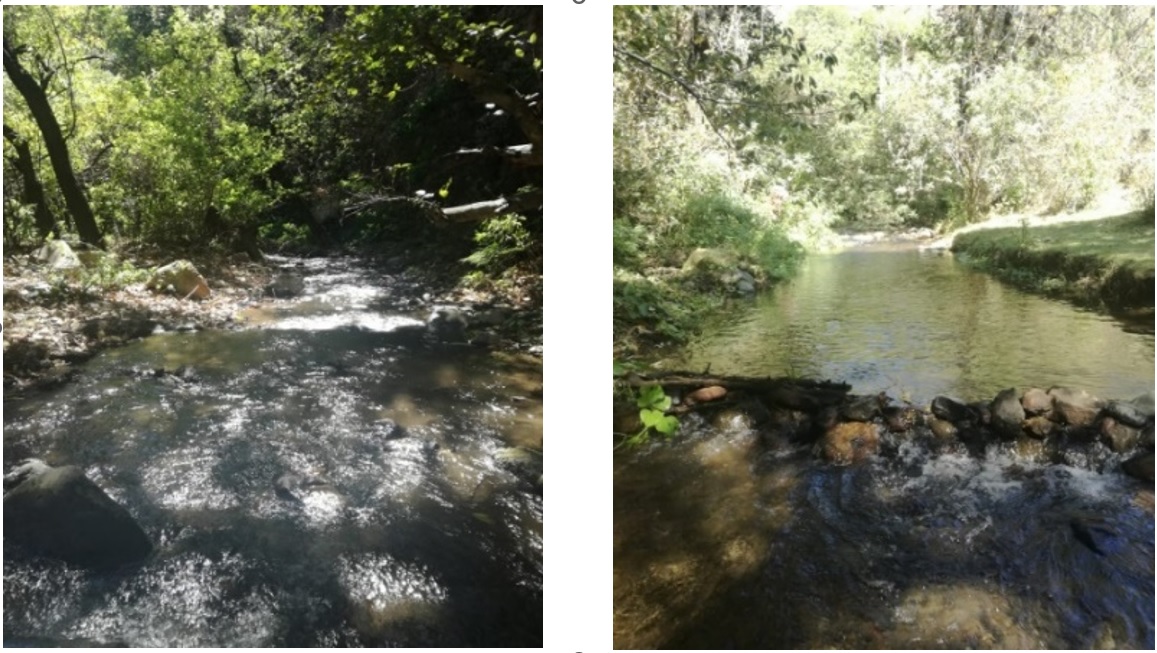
[736,278,756,295]
[35,240,81,270]
[1105,399,1152,428]
[989,388,1025,440]
[264,273,306,298]
[931,396,975,424]
[147,260,210,300]
[427,306,468,342]
[3,461,151,569]
[841,395,880,422]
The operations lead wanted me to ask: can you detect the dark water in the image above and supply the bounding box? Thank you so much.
[616,248,1154,649]
[4,259,542,647]
[679,248,1154,406]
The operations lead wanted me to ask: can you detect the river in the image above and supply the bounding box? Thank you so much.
[615,246,1154,649]
[4,257,543,647]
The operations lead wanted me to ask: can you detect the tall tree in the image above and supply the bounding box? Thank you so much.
[3,123,59,241]
[3,38,104,247]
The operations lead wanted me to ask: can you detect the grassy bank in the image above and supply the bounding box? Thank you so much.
[951,211,1155,310]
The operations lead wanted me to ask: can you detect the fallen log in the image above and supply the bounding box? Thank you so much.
[617,371,851,412]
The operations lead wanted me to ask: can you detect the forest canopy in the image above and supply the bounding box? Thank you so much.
[613,5,1153,350]
[3,5,542,264]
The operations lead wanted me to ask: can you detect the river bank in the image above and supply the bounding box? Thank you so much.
[3,243,543,393]
[950,210,1155,314]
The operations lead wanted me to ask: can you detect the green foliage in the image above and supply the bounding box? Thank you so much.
[618,383,680,448]
[258,221,311,251]
[462,213,532,273]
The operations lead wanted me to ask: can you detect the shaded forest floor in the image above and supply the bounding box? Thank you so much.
[3,242,543,394]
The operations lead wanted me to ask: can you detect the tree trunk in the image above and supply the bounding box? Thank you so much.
[3,123,59,240]
[3,40,104,247]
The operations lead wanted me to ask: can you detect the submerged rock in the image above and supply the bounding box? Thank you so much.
[3,460,152,569]
[821,422,879,464]
[1121,452,1154,483]
[264,272,306,298]
[1022,415,1056,440]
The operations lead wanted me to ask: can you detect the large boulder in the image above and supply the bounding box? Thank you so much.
[3,460,152,569]
[681,247,736,274]
[35,240,81,270]
[1048,387,1103,427]
[821,422,879,464]
[147,260,210,300]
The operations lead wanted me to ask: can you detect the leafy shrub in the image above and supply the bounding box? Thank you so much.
[462,213,532,272]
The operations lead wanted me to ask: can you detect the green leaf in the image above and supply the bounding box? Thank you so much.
[655,415,679,435]
[639,408,666,428]
[613,362,627,377]
[438,177,453,199]
[514,47,525,59]
[528,32,538,45]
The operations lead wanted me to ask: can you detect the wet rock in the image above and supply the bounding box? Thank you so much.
[1100,417,1139,453]
[1020,388,1053,416]
[970,401,992,426]
[840,395,880,422]
[736,277,756,295]
[1048,387,1103,427]
[3,460,152,569]
[274,472,333,504]
[928,417,957,440]
[1015,438,1048,461]
[495,446,543,490]
[883,406,919,433]
[1022,415,1056,440]
[712,407,754,433]
[469,330,501,348]
[471,305,512,328]
[685,385,726,405]
[264,272,306,298]
[1104,399,1152,428]
[147,260,210,300]
[1070,517,1123,556]
[427,306,468,342]
[371,419,407,440]
[1142,422,1155,451]
[821,422,879,464]
[989,388,1025,440]
[931,396,976,424]
[1121,452,1154,483]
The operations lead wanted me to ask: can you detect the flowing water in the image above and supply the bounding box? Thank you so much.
[4,258,542,647]
[615,247,1154,649]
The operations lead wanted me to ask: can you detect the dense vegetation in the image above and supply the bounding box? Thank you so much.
[613,5,1154,354]
[4,6,542,284]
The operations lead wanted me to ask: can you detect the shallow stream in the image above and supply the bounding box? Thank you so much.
[615,247,1154,649]
[4,257,543,647]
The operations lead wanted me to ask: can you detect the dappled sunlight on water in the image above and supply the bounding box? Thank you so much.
[4,258,541,646]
